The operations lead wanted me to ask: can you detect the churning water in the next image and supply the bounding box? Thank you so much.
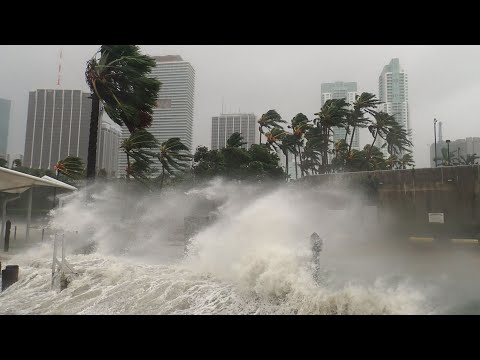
[1,179,479,314]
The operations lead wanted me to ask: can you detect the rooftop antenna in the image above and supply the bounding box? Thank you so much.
[56,46,64,87]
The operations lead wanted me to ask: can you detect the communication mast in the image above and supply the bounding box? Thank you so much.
[56,46,64,87]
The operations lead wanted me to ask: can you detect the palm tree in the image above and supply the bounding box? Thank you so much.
[313,98,350,169]
[366,111,397,161]
[226,132,247,148]
[156,138,192,190]
[398,153,415,169]
[385,155,399,170]
[384,122,413,157]
[439,147,456,166]
[257,110,286,144]
[348,92,382,153]
[54,156,85,179]
[85,45,161,179]
[264,127,287,152]
[120,129,158,180]
[289,113,310,179]
[459,153,480,165]
[12,159,22,168]
[0,158,7,168]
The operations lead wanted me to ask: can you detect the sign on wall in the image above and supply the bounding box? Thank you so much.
[428,213,445,224]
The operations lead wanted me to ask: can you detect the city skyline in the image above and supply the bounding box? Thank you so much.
[1,46,480,169]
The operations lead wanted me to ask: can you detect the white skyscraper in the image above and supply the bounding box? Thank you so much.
[377,58,410,155]
[117,55,195,176]
[320,82,359,149]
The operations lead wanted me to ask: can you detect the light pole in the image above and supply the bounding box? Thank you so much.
[446,139,451,166]
[434,118,438,167]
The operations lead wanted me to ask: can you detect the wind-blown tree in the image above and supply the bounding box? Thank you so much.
[12,159,22,168]
[85,45,161,179]
[226,132,247,148]
[438,147,457,166]
[290,113,311,179]
[383,122,413,157]
[264,127,286,152]
[459,153,480,165]
[0,158,7,168]
[257,110,286,144]
[120,129,159,181]
[313,98,350,171]
[347,93,382,154]
[156,138,192,190]
[385,155,400,170]
[398,153,415,169]
[54,156,85,179]
[366,111,397,161]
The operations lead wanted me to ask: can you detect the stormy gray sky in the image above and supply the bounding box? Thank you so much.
[1,45,479,168]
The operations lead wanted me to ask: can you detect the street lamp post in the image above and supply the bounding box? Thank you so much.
[434,119,438,167]
[446,139,451,166]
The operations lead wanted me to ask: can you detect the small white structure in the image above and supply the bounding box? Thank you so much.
[0,167,77,243]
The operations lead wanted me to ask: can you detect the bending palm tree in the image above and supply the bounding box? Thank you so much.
[258,110,286,144]
[459,153,480,165]
[85,45,161,179]
[348,93,382,153]
[156,138,192,190]
[54,156,85,179]
[120,129,158,180]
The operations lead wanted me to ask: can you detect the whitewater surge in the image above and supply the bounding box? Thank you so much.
[0,179,437,314]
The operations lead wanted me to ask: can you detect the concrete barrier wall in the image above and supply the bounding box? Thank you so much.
[298,165,480,236]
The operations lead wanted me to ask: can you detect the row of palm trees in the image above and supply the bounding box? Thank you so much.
[257,92,414,178]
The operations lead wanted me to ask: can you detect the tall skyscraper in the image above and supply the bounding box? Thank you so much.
[211,113,257,150]
[320,82,359,149]
[23,89,120,173]
[117,55,195,176]
[0,98,11,159]
[378,58,410,154]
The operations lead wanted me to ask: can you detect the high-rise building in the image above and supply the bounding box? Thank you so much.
[377,58,410,154]
[211,113,257,150]
[97,121,121,177]
[117,55,195,176]
[320,82,359,149]
[23,89,120,173]
[0,98,11,159]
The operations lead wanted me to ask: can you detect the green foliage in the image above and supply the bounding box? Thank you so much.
[226,132,247,148]
[55,156,85,179]
[85,45,161,133]
[0,158,7,168]
[193,133,285,182]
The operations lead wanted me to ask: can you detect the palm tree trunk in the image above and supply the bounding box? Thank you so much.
[126,153,131,180]
[87,92,100,179]
[160,166,165,190]
[298,145,305,177]
[367,132,378,161]
[294,153,298,179]
[348,125,357,153]
[285,151,289,179]
[259,129,262,144]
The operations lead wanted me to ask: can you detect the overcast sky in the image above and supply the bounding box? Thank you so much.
[1,45,479,167]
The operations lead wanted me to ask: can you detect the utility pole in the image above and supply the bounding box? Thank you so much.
[434,118,438,167]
